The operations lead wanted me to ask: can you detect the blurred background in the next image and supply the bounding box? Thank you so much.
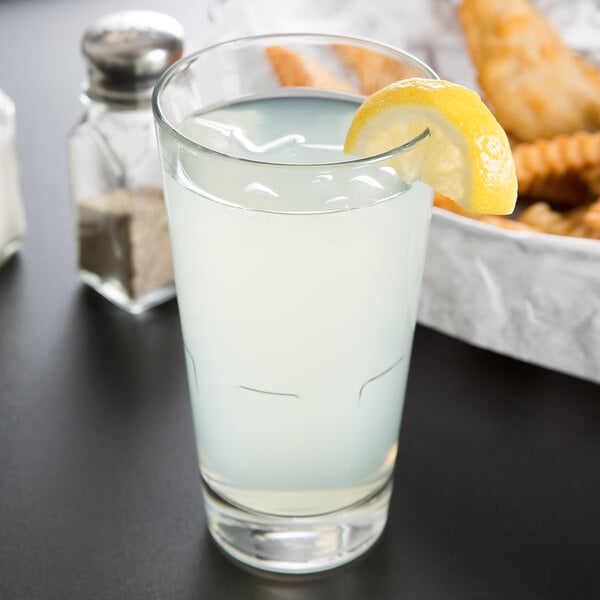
[3,2,600,599]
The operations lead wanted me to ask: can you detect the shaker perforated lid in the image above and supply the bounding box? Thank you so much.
[82,11,184,104]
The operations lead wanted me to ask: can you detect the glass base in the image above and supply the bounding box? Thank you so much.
[202,478,392,574]
[79,269,176,314]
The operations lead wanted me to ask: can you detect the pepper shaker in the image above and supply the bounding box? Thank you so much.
[0,87,26,268]
[68,11,184,313]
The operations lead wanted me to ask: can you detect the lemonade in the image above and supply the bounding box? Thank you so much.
[154,32,515,574]
[162,93,433,516]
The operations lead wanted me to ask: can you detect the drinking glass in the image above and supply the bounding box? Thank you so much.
[153,33,437,574]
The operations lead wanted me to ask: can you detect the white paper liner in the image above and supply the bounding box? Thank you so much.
[418,208,600,384]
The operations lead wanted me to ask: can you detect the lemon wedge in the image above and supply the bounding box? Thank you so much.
[344,78,517,215]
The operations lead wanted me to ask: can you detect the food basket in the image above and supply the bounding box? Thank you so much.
[419,0,600,384]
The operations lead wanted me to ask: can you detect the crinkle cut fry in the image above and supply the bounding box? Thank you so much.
[333,45,421,95]
[434,192,539,231]
[265,46,352,90]
[580,165,600,197]
[518,173,590,206]
[583,198,600,231]
[512,131,600,196]
[519,201,600,239]
[478,214,540,232]
[267,44,419,97]
[458,0,600,142]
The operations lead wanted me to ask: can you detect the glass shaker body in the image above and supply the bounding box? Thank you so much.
[67,10,183,314]
[0,88,26,268]
[68,95,174,313]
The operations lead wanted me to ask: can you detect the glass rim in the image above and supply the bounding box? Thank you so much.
[152,32,438,168]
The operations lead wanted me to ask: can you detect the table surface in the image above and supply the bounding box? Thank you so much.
[2,1,600,599]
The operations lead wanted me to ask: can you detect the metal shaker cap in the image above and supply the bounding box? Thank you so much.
[82,11,184,105]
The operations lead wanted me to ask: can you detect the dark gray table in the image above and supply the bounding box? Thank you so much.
[2,1,600,598]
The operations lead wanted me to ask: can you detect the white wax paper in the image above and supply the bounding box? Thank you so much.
[419,210,600,384]
[204,0,438,55]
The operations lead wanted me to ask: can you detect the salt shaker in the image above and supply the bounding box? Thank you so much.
[0,87,26,268]
[68,11,184,313]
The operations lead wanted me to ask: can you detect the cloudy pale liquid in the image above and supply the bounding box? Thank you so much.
[162,94,432,516]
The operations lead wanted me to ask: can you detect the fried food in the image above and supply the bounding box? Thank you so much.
[583,198,600,231]
[267,44,420,96]
[433,191,473,217]
[518,201,600,239]
[434,192,538,231]
[478,214,540,232]
[518,202,573,234]
[512,131,600,202]
[513,131,600,181]
[579,165,600,197]
[458,0,600,142]
[266,46,352,90]
[518,174,590,207]
[334,45,420,95]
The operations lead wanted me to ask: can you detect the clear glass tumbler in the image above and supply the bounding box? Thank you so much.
[153,33,437,574]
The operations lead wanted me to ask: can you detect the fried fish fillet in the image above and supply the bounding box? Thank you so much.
[459,0,600,142]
